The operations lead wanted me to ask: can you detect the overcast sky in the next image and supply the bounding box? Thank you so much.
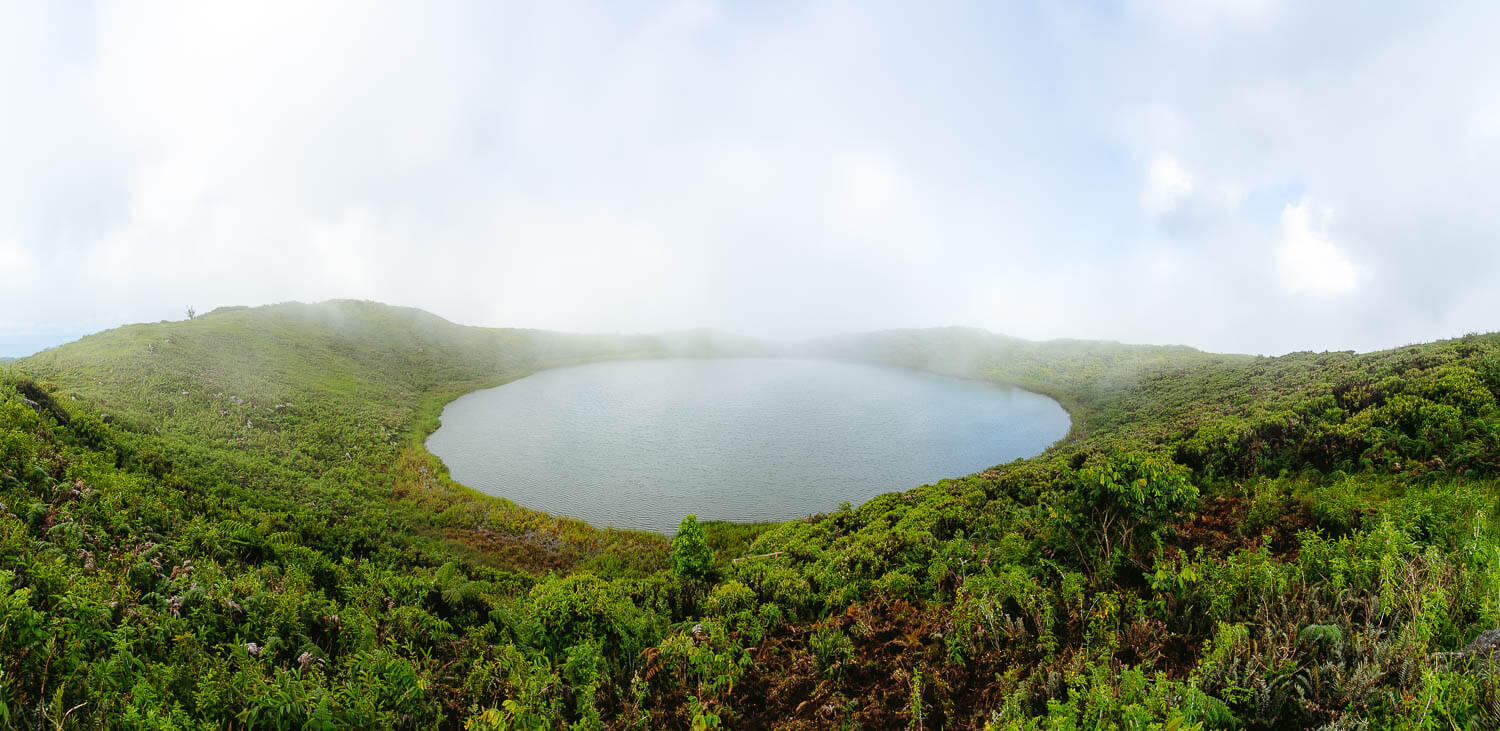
[4,1,1498,357]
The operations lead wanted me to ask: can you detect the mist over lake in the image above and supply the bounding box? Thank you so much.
[427,358,1070,533]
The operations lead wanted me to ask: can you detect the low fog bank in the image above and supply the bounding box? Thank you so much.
[15,299,1495,371]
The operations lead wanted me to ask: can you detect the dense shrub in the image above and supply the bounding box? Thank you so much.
[672,514,713,583]
[1059,451,1197,578]
[2,304,1498,727]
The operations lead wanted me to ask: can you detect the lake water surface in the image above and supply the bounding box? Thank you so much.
[427,358,1070,533]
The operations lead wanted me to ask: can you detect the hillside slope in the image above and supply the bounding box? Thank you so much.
[3,303,1499,727]
[806,326,1254,439]
[19,300,768,571]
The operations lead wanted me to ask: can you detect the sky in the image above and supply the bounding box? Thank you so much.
[3,1,1498,358]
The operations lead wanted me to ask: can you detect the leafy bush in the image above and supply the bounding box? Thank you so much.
[809,624,854,676]
[673,514,713,583]
[1308,478,1366,534]
[525,574,653,666]
[1061,451,1198,577]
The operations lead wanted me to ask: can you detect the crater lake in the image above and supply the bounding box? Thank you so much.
[426,358,1070,533]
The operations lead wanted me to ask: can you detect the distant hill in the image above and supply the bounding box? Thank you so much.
[807,326,1254,438]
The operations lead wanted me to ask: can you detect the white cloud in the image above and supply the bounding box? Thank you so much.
[1130,0,1282,33]
[1141,156,1195,215]
[1273,202,1358,297]
[0,238,37,283]
[824,152,938,264]
[2,1,1499,357]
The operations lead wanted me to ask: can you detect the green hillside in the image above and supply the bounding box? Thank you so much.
[2,301,1499,728]
[18,300,771,575]
[805,327,1255,440]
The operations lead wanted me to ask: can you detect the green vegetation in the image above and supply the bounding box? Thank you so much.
[2,300,1499,728]
[806,326,1255,440]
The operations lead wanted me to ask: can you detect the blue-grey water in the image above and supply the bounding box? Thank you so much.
[427,358,1070,534]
